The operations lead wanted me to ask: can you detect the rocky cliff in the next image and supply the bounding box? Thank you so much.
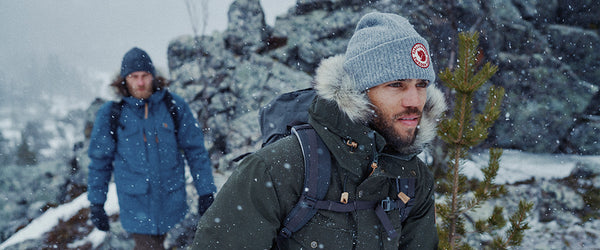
[167,0,599,168]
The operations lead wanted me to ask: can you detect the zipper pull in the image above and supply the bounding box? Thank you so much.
[144,103,149,119]
[369,161,378,176]
[345,138,358,152]
[340,192,349,204]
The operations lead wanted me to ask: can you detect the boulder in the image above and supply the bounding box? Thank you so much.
[224,0,271,55]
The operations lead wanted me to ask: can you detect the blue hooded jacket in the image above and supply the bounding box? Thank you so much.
[87,89,216,234]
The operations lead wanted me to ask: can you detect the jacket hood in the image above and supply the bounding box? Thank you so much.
[313,55,447,155]
[110,71,170,98]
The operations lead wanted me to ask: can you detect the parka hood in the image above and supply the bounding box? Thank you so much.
[313,55,447,155]
[110,70,169,98]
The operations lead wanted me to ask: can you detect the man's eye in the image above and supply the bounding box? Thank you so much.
[417,81,429,88]
[388,82,403,87]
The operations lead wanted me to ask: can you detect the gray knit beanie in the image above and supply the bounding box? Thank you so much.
[343,12,435,91]
[120,47,156,78]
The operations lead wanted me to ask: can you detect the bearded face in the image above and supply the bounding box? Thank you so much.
[366,79,428,151]
[371,106,421,150]
[125,71,154,99]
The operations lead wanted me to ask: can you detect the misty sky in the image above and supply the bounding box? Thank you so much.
[0,0,295,102]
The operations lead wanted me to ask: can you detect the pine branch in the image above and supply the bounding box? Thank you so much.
[475,85,505,131]
[475,206,506,233]
[506,200,534,246]
[489,200,534,249]
[488,206,507,231]
[474,148,505,200]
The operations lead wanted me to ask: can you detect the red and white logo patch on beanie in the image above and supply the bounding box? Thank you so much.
[411,43,430,68]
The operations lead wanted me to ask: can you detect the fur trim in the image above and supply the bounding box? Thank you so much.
[314,55,372,123]
[314,55,447,152]
[409,84,447,153]
[110,71,170,98]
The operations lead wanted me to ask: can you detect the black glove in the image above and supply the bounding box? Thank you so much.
[198,193,214,216]
[90,203,110,231]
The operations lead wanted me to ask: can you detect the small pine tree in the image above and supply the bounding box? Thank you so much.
[436,31,534,249]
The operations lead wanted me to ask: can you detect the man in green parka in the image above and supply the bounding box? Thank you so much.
[192,12,447,249]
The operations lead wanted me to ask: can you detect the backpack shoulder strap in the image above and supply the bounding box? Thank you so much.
[278,124,331,239]
[375,177,416,239]
[163,91,180,137]
[398,177,416,221]
[109,100,124,142]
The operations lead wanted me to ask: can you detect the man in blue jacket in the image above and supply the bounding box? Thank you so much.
[87,47,216,249]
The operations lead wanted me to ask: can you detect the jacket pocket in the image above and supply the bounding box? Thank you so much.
[161,172,186,193]
[115,126,147,172]
[117,126,143,150]
[157,124,183,168]
[291,211,354,249]
[157,119,178,148]
[115,174,149,195]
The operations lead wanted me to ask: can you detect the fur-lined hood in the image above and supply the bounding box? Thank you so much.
[109,71,170,98]
[313,55,447,154]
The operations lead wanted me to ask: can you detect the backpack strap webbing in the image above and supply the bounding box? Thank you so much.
[306,177,415,239]
[374,177,416,239]
[276,123,417,243]
[163,91,180,138]
[109,100,125,142]
[278,124,331,239]
[399,177,416,220]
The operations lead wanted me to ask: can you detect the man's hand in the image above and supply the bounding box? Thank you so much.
[198,194,214,216]
[90,203,110,231]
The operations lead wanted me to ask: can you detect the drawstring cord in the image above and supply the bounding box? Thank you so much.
[368,131,380,176]
[340,174,349,204]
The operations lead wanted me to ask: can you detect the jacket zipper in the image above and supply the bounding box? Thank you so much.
[143,103,149,142]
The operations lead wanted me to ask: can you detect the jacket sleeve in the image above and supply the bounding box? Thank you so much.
[172,94,216,196]
[191,154,283,249]
[398,163,439,249]
[87,102,116,205]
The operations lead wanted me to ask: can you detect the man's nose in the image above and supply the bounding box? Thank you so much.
[402,87,421,107]
[134,77,144,85]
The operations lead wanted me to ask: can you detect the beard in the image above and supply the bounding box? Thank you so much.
[370,107,421,151]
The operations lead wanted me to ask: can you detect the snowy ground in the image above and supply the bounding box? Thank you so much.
[0,183,119,249]
[0,169,231,249]
[463,149,600,184]
[1,150,598,249]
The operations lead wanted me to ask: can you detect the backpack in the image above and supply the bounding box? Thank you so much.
[259,89,416,243]
[109,91,180,142]
[259,88,316,147]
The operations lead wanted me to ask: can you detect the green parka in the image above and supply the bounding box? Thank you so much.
[192,55,447,249]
